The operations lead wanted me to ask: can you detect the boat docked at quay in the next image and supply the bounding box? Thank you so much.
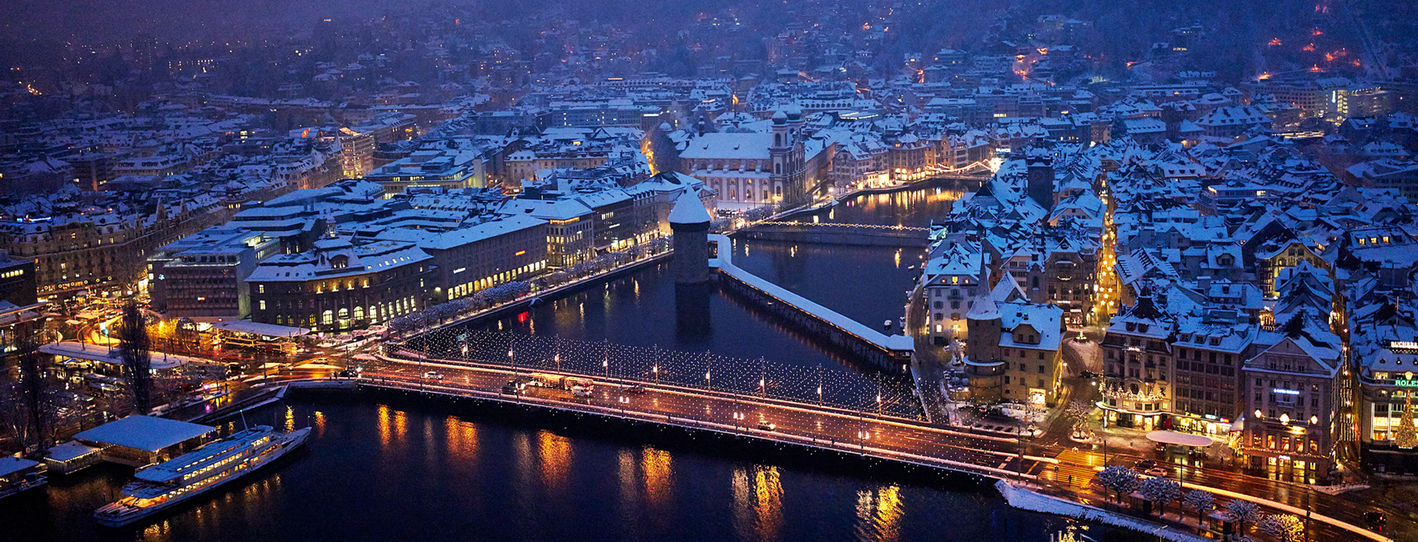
[94,425,311,528]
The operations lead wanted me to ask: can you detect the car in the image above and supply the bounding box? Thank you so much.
[757,420,777,431]
[423,371,444,380]
[1134,459,1158,470]
[1365,511,1386,532]
[1145,467,1168,478]
[624,385,646,395]
[1154,443,1168,454]
[572,387,593,398]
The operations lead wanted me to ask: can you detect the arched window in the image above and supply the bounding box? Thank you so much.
[354,306,365,321]
[322,310,334,325]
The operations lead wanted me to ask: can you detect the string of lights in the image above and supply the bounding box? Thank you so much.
[401,328,923,418]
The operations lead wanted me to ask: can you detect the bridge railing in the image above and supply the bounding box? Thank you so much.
[390,328,923,419]
[354,371,1035,481]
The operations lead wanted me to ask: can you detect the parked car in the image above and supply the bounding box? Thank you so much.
[757,420,777,431]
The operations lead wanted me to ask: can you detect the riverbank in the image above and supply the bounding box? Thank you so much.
[996,480,1208,542]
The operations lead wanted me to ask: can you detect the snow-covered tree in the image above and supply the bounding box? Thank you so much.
[1182,489,1215,532]
[1097,465,1141,505]
[1258,513,1304,542]
[1140,476,1181,516]
[1225,500,1260,533]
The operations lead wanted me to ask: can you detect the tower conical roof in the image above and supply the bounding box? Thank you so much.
[668,190,711,225]
[966,247,999,320]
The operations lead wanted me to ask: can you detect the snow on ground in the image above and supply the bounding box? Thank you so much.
[995,480,1208,542]
[1064,337,1103,373]
[1311,483,1369,495]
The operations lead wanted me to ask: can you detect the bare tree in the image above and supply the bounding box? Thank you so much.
[17,333,53,449]
[117,301,153,414]
[1064,399,1094,435]
[0,380,31,448]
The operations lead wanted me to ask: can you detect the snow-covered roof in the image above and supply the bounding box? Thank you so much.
[74,415,215,452]
[679,132,774,160]
[45,441,101,463]
[669,191,711,225]
[0,456,40,477]
[212,320,310,337]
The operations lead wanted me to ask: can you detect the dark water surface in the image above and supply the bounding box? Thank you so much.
[1,397,1129,541]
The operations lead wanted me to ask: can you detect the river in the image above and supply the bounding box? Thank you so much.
[3,179,1143,541]
[1,397,1130,541]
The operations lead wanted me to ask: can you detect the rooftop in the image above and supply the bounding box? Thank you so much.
[74,415,216,453]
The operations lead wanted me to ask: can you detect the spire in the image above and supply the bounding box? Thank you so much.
[966,243,999,320]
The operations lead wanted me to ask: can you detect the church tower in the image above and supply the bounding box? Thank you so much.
[965,248,1003,364]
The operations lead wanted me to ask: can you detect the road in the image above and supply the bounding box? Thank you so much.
[360,352,1052,481]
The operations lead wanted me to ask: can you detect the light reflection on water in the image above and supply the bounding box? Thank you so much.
[641,447,672,508]
[855,485,904,542]
[537,429,573,491]
[4,400,1132,542]
[732,465,784,542]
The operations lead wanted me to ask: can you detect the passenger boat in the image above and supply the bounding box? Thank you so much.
[94,425,311,527]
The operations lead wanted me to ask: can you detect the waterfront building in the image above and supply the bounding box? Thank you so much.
[246,238,436,331]
[501,198,594,268]
[679,108,814,209]
[372,214,548,302]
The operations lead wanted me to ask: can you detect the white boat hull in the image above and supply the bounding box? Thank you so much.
[94,427,311,528]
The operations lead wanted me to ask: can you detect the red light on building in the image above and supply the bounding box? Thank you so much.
[517,311,530,323]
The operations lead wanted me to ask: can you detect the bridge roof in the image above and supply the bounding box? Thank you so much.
[711,235,912,353]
